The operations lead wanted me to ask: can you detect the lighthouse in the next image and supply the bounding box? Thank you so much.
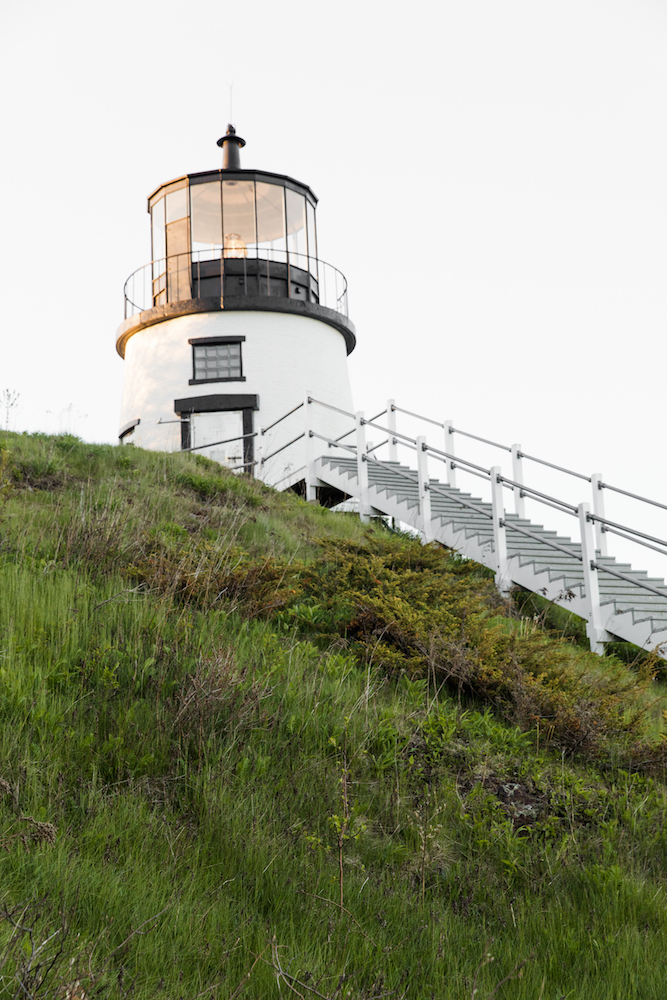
[116,126,356,492]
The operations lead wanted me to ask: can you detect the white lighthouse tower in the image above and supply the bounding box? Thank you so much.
[116,126,356,492]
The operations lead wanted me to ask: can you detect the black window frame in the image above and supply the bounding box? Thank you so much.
[189,335,246,385]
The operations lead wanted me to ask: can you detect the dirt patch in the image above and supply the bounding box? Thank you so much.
[461,774,549,828]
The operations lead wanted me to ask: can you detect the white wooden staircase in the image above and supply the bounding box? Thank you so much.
[257,396,667,659]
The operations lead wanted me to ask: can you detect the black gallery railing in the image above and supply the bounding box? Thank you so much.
[123,249,349,320]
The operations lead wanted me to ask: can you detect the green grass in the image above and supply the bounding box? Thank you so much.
[1,432,667,999]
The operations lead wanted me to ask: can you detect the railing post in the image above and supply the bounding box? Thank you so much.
[387,399,398,463]
[490,466,510,591]
[255,425,264,481]
[304,393,318,503]
[578,502,607,654]
[416,436,434,543]
[356,411,371,523]
[591,473,608,557]
[511,444,525,519]
[444,420,456,488]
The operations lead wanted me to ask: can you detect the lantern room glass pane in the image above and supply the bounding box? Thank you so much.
[286,188,307,269]
[166,187,188,223]
[166,217,190,302]
[191,181,222,259]
[222,180,256,258]
[306,201,318,278]
[151,198,165,274]
[256,181,286,260]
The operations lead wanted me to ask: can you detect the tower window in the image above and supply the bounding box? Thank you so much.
[189,336,245,384]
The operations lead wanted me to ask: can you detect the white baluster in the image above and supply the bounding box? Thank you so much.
[387,399,398,463]
[304,392,317,502]
[356,410,371,523]
[416,436,434,543]
[578,502,607,654]
[511,443,525,519]
[490,466,509,591]
[444,420,456,488]
[591,473,608,558]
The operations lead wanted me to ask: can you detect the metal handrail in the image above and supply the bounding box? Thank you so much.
[600,481,667,514]
[592,562,667,601]
[182,431,256,453]
[334,426,357,443]
[364,453,420,489]
[261,433,305,464]
[518,451,591,483]
[227,459,258,472]
[500,519,583,561]
[423,442,490,476]
[123,248,349,318]
[497,475,578,515]
[261,402,304,436]
[602,525,667,559]
[270,464,306,487]
[333,406,386,445]
[589,514,667,551]
[392,404,445,429]
[450,462,492,484]
[427,479,493,520]
[451,427,510,452]
[310,431,356,453]
[366,439,389,455]
[518,492,581,518]
[308,397,355,419]
[361,418,417,445]
[363,452,494,521]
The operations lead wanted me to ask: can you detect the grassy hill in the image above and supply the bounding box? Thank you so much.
[1,431,666,1000]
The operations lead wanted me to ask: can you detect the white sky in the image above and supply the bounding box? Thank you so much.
[1,0,666,579]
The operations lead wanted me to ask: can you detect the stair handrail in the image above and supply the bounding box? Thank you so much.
[588,514,667,555]
[260,432,305,465]
[451,426,512,452]
[309,431,356,453]
[307,397,355,419]
[260,401,304,436]
[362,417,417,446]
[421,442,490,475]
[499,518,583,561]
[182,430,257,453]
[334,408,386,444]
[377,415,666,566]
[363,451,494,521]
[366,439,389,455]
[517,451,591,482]
[599,525,667,559]
[591,561,667,599]
[496,474,579,515]
[270,464,306,487]
[597,481,667,514]
[227,459,258,472]
[391,404,445,429]
[390,401,667,559]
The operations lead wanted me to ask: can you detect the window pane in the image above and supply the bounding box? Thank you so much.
[166,217,190,302]
[222,180,255,258]
[191,181,222,254]
[256,182,286,259]
[193,342,242,380]
[306,201,318,278]
[166,187,188,223]
[152,198,165,271]
[286,188,307,268]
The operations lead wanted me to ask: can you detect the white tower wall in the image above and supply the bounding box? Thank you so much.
[118,310,355,488]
